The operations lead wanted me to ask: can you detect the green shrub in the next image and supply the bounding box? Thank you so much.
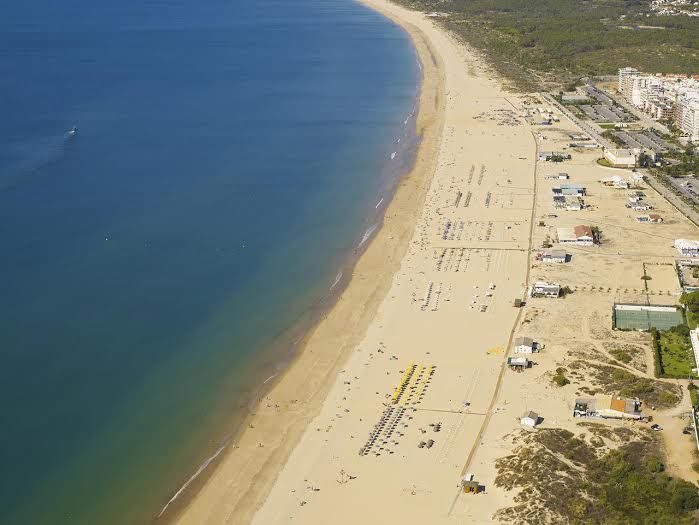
[553,367,570,387]
[609,348,632,364]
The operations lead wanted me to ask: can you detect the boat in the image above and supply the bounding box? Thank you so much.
[67,125,78,136]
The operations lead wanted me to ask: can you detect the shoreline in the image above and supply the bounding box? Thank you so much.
[249,0,539,521]
[155,97,422,524]
[167,2,446,523]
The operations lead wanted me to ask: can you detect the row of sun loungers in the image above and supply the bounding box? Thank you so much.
[391,363,436,406]
[359,406,410,457]
[437,248,469,272]
[477,165,486,185]
[360,364,437,457]
[421,282,434,310]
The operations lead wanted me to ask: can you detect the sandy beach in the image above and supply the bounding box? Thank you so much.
[173,0,699,523]
[174,0,538,522]
[172,1,448,523]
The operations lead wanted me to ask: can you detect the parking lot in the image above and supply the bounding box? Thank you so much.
[614,130,675,154]
[667,176,699,205]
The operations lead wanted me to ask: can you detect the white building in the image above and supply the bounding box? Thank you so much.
[513,336,538,353]
[618,67,639,96]
[604,148,638,168]
[600,175,630,189]
[542,250,567,264]
[678,97,699,142]
[531,282,561,298]
[557,225,594,246]
[636,214,663,223]
[574,397,641,419]
[520,411,539,428]
[675,239,699,257]
[690,330,699,375]
[507,357,531,369]
[616,68,699,141]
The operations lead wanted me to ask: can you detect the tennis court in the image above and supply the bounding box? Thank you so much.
[613,304,684,331]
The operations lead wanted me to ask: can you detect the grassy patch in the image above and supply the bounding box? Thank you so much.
[688,311,698,330]
[494,428,699,524]
[582,362,680,408]
[689,383,699,410]
[659,325,696,378]
[609,348,632,364]
[681,291,699,329]
[552,367,570,387]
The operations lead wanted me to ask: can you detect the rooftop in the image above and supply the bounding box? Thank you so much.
[574,225,593,238]
[676,239,699,249]
[514,336,534,347]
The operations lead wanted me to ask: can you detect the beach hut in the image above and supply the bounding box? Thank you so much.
[461,473,480,494]
[507,357,530,371]
[520,411,539,428]
[542,250,567,264]
[513,336,537,354]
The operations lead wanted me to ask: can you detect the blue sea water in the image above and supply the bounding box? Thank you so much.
[0,0,419,523]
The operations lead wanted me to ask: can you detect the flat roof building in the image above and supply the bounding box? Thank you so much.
[637,214,663,223]
[507,357,531,370]
[553,195,583,211]
[513,336,538,353]
[604,148,638,168]
[552,184,586,196]
[557,225,594,246]
[542,250,568,263]
[574,396,641,419]
[531,282,561,298]
[461,473,480,494]
[675,239,699,257]
[520,411,539,427]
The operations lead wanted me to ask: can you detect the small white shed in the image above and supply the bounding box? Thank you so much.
[520,411,539,427]
[513,336,537,354]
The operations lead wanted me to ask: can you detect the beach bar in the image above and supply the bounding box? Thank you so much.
[507,356,531,371]
[461,473,480,494]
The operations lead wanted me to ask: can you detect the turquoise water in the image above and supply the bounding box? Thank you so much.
[0,0,418,523]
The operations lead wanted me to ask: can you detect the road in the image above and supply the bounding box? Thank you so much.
[540,93,613,149]
[643,170,699,227]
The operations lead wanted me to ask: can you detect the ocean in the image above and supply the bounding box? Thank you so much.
[0,0,419,523]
